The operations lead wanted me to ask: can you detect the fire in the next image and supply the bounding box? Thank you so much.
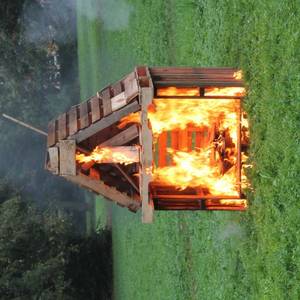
[117,86,249,197]
[157,87,200,96]
[149,99,238,136]
[205,87,245,97]
[233,70,243,80]
[76,146,139,165]
[153,148,239,195]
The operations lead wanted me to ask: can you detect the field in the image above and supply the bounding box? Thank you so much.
[76,0,300,299]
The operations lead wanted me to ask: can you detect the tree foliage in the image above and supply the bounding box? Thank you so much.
[0,182,112,300]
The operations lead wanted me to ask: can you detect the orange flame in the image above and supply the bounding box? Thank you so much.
[117,86,250,197]
[153,148,239,195]
[157,87,200,96]
[76,146,139,165]
[205,87,245,97]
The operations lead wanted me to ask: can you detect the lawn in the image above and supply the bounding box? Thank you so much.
[77,0,300,299]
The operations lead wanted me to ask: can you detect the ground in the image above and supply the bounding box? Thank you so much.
[76,0,300,299]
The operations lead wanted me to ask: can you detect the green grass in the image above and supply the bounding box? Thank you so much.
[77,0,300,299]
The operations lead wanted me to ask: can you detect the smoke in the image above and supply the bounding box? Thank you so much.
[217,222,245,242]
[21,0,134,45]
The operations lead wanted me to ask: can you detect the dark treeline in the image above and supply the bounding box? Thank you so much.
[0,1,112,298]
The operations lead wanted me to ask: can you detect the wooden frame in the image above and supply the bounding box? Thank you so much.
[46,66,247,222]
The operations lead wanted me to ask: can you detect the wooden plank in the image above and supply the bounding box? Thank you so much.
[158,131,167,167]
[124,73,139,102]
[101,88,112,116]
[139,87,154,223]
[90,96,101,123]
[111,92,127,111]
[111,81,123,96]
[188,130,193,152]
[69,106,78,135]
[178,129,189,151]
[100,125,139,147]
[71,101,140,143]
[79,101,89,129]
[47,146,59,174]
[47,119,56,147]
[195,131,202,150]
[58,113,67,140]
[59,139,76,176]
[64,173,141,212]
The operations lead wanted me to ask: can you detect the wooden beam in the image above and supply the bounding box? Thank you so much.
[113,164,139,194]
[70,101,140,143]
[47,146,59,174]
[100,125,139,147]
[139,87,154,223]
[64,173,141,212]
[59,140,76,175]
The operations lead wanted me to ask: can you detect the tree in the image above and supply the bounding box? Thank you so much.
[0,181,112,299]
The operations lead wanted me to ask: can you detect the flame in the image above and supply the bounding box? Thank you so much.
[157,87,200,96]
[116,86,250,198]
[149,98,239,136]
[153,148,239,196]
[219,199,248,207]
[233,70,243,80]
[76,146,139,165]
[205,87,245,97]
[118,112,140,129]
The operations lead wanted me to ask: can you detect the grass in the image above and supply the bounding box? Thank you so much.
[77,0,300,299]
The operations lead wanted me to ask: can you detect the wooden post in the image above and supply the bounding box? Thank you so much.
[59,140,76,176]
[139,87,154,223]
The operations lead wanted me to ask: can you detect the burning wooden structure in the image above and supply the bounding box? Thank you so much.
[46,66,249,223]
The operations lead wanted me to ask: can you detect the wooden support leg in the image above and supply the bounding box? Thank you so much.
[140,87,154,223]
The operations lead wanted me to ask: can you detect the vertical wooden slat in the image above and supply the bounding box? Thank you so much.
[187,127,193,152]
[101,88,112,116]
[158,131,167,167]
[90,96,101,123]
[69,106,78,135]
[111,81,123,96]
[140,87,154,223]
[58,113,67,140]
[178,129,189,151]
[195,131,202,150]
[59,140,76,176]
[79,101,89,129]
[124,72,139,102]
[171,131,179,150]
[47,119,56,147]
